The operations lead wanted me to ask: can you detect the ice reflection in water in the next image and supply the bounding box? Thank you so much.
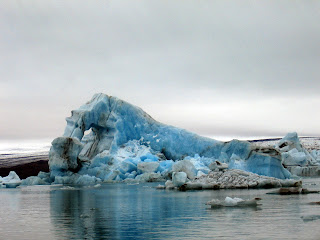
[1,181,320,239]
[48,180,320,240]
[50,183,216,239]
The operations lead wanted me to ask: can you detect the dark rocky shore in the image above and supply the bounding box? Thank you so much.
[0,153,49,179]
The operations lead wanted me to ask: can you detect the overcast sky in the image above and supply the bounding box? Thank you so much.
[1,0,320,140]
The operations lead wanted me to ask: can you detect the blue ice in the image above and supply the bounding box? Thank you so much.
[43,93,291,185]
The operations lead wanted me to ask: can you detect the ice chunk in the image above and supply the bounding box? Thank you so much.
[49,137,83,171]
[0,171,21,188]
[158,160,174,173]
[22,176,47,185]
[245,152,291,179]
[140,153,158,162]
[276,132,318,169]
[209,161,228,171]
[172,160,197,179]
[134,172,162,182]
[22,172,51,186]
[75,174,101,185]
[281,149,308,166]
[90,151,112,168]
[137,162,160,173]
[224,197,244,206]
[184,154,211,174]
[301,215,320,222]
[206,197,261,208]
[172,172,187,187]
[119,159,137,174]
[165,180,174,189]
[310,150,320,162]
[52,173,100,185]
[276,132,304,152]
[222,140,251,160]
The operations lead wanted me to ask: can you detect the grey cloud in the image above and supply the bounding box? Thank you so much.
[1,0,320,139]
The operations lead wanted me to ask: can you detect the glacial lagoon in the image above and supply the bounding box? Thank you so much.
[1,179,320,240]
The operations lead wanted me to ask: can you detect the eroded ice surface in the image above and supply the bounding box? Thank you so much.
[25,93,292,185]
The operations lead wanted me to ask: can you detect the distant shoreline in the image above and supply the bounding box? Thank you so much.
[0,153,49,179]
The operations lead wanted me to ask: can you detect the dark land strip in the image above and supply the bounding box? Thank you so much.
[0,153,49,179]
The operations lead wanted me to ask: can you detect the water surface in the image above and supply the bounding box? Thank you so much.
[1,179,320,239]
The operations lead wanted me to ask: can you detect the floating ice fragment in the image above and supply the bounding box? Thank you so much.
[301,215,320,222]
[206,197,261,208]
[0,171,21,188]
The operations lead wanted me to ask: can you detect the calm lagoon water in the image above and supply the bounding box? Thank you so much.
[1,179,320,240]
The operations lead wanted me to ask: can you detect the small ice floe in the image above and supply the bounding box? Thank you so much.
[60,186,76,190]
[301,215,320,222]
[206,196,262,208]
[0,171,22,188]
[156,184,166,189]
[267,187,320,195]
[126,182,140,185]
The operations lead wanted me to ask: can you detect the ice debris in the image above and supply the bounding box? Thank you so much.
[301,215,320,222]
[0,171,21,188]
[206,197,261,208]
[26,93,294,185]
[160,169,301,191]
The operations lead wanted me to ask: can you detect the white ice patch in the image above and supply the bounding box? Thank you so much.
[224,197,244,206]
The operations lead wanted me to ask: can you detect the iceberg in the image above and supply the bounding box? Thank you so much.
[42,93,291,185]
[0,171,21,188]
[275,132,320,176]
[276,132,317,166]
